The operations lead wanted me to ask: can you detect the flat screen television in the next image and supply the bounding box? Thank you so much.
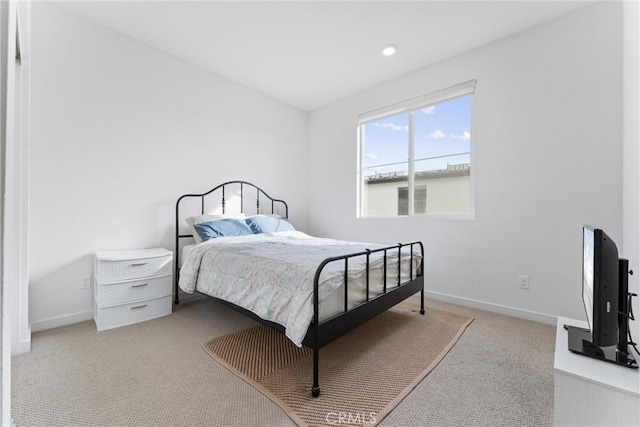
[582,226,619,346]
[567,226,637,368]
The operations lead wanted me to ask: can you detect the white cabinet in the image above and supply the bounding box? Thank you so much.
[94,248,172,331]
[554,317,640,426]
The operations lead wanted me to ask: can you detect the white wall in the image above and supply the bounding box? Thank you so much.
[623,0,640,347]
[307,2,622,323]
[29,3,308,330]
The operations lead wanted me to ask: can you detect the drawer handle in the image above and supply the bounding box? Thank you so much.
[131,283,148,288]
[130,304,147,310]
[130,262,148,267]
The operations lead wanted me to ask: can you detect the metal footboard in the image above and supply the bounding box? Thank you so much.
[307,241,425,397]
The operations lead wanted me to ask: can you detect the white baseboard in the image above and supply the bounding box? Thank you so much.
[31,310,94,333]
[30,295,200,332]
[11,338,31,356]
[425,290,557,325]
[29,291,555,332]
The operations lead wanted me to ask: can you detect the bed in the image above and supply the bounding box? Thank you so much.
[174,181,424,397]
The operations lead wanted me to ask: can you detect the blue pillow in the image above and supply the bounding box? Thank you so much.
[193,218,254,242]
[245,216,295,234]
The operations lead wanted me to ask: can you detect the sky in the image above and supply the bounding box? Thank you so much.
[362,96,471,177]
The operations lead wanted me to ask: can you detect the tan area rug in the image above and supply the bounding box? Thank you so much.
[202,301,473,426]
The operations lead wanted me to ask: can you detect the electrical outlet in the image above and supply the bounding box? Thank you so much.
[81,276,92,289]
[518,275,529,290]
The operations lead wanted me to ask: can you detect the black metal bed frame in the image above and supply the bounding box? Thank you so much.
[174,181,424,398]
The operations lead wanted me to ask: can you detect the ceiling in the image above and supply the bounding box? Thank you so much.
[59,1,593,111]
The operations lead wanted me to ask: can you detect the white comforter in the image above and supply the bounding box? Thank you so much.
[179,230,420,346]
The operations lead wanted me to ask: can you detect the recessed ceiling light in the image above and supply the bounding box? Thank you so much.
[382,44,398,56]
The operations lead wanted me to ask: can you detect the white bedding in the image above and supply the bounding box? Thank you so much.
[179,231,421,346]
[181,244,196,266]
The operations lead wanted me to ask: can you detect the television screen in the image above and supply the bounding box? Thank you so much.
[582,227,594,332]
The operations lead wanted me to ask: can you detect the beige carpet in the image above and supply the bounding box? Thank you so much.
[12,296,555,426]
[202,302,473,427]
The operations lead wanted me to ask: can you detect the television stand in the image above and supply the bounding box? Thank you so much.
[566,325,638,368]
[555,317,640,427]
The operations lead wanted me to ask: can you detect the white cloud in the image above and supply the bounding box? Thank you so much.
[429,129,446,139]
[453,131,471,140]
[375,122,409,132]
[421,106,435,114]
[365,152,382,160]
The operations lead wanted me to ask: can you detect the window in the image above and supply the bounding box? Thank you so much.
[358,81,475,217]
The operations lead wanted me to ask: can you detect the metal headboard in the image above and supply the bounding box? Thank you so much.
[174,180,288,304]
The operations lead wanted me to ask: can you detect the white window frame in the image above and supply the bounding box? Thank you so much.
[357,80,476,219]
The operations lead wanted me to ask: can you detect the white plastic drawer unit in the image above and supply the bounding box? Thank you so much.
[97,275,172,307]
[94,248,173,331]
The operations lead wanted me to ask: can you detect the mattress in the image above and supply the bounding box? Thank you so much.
[183,242,415,320]
[179,231,421,346]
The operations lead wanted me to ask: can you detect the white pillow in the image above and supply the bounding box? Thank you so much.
[186,213,246,243]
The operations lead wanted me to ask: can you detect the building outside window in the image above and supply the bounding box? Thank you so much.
[398,186,427,215]
[358,81,475,217]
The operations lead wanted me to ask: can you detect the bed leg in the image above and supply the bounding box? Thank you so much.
[312,268,321,398]
[420,289,425,315]
[312,346,320,397]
